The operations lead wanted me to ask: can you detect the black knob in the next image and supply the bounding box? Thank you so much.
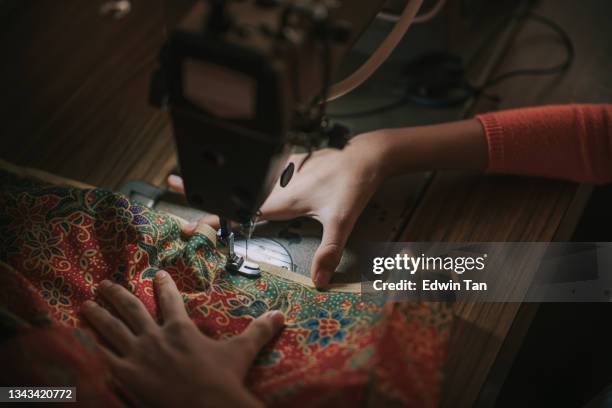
[280,162,295,187]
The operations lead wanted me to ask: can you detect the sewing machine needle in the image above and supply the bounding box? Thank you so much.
[242,218,256,261]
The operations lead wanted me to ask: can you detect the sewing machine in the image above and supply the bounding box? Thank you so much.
[147,0,423,276]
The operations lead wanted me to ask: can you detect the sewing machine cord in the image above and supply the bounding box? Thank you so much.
[330,11,575,118]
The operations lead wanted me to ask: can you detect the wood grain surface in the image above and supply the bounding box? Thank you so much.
[0,0,194,188]
[398,0,612,406]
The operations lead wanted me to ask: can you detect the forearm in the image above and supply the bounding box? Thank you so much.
[372,104,612,184]
[374,119,488,178]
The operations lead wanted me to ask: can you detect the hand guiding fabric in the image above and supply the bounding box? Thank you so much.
[82,271,284,407]
[169,132,390,289]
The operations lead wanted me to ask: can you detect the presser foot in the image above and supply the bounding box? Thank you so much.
[237,260,262,278]
[226,253,261,278]
[224,252,245,273]
[217,227,261,278]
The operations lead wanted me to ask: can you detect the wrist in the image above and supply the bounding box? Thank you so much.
[362,119,488,178]
[347,130,398,183]
[373,128,412,178]
[359,128,419,179]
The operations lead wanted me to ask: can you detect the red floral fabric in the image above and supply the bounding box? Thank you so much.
[0,170,451,407]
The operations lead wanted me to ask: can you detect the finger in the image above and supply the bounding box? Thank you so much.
[192,215,245,232]
[311,215,354,288]
[97,280,156,335]
[167,174,184,193]
[258,201,300,221]
[228,310,285,376]
[155,270,189,323]
[177,217,197,236]
[178,216,218,236]
[81,300,135,353]
[258,187,304,221]
[97,342,124,369]
[196,214,230,230]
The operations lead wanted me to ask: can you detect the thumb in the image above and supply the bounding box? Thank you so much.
[227,311,285,377]
[311,215,353,289]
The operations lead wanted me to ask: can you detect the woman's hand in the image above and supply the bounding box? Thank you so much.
[171,132,392,288]
[173,119,487,288]
[82,271,284,408]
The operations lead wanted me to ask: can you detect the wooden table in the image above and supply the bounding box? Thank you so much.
[1,0,610,406]
[402,0,612,405]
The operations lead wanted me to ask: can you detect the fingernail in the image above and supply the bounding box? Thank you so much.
[313,271,326,289]
[312,271,320,286]
[186,221,197,230]
[156,270,168,280]
[99,280,112,289]
[168,175,181,185]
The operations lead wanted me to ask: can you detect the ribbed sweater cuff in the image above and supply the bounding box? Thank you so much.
[476,113,505,172]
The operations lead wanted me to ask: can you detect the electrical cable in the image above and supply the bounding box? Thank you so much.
[326,0,424,101]
[330,11,574,119]
[480,12,574,89]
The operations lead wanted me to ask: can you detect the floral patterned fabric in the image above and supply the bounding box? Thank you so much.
[0,169,451,407]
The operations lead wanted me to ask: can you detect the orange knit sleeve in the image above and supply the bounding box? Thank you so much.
[476,104,612,184]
